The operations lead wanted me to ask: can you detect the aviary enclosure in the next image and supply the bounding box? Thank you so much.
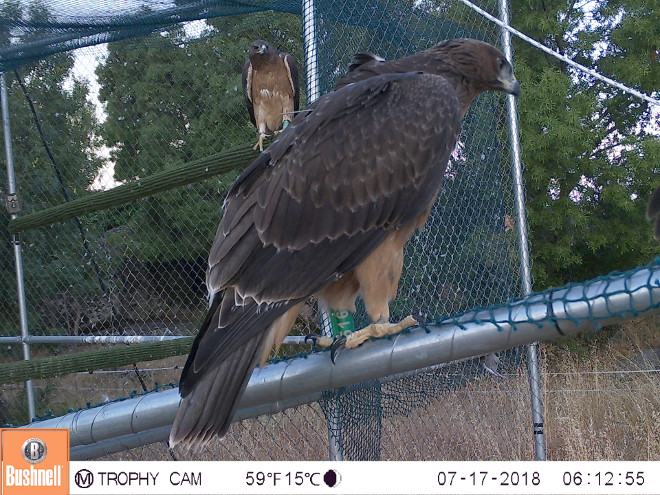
[1,0,658,461]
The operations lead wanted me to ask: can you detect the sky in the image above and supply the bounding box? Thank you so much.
[63,19,210,190]
[42,0,175,18]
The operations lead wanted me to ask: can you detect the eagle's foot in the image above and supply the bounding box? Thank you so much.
[345,315,418,349]
[252,133,266,151]
[307,316,417,362]
[304,334,334,350]
[328,316,418,363]
[273,120,291,136]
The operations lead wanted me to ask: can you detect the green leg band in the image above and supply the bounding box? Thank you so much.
[329,310,355,337]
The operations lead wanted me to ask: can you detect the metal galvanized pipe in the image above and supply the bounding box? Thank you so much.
[498,0,546,461]
[25,264,660,459]
[302,0,320,103]
[0,335,183,345]
[0,335,310,345]
[2,72,36,421]
[320,309,345,461]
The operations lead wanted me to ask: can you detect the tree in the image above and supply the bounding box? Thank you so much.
[0,0,104,332]
[511,0,660,288]
[96,10,303,262]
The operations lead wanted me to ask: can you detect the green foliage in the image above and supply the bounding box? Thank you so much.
[511,0,660,288]
[96,10,303,261]
[0,0,104,332]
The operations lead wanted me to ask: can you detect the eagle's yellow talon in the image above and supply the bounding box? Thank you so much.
[305,334,334,349]
[344,315,418,349]
[253,134,266,151]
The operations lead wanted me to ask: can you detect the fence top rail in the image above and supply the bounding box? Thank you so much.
[7,145,259,234]
[22,261,660,458]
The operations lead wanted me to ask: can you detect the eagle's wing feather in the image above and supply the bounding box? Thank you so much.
[213,72,460,296]
[171,71,461,446]
[174,292,267,441]
[335,45,458,91]
[348,52,385,72]
[241,60,256,126]
[283,53,300,111]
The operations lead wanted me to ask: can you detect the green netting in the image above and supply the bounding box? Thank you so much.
[7,144,259,234]
[0,337,193,385]
[0,1,302,72]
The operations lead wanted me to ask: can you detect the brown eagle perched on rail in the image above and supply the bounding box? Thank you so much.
[242,40,299,151]
[169,38,520,448]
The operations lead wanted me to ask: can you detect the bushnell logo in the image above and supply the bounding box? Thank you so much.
[22,437,47,464]
[1,428,69,494]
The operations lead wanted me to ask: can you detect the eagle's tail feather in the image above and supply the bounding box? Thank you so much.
[169,330,265,449]
[169,288,300,449]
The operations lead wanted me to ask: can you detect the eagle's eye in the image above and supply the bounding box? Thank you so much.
[498,58,506,70]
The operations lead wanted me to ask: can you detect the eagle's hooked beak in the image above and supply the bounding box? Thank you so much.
[497,59,520,97]
[257,44,268,55]
[502,77,520,97]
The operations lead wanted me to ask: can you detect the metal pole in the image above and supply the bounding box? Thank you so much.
[0,334,316,346]
[303,0,341,461]
[1,72,36,421]
[498,0,547,461]
[302,0,320,103]
[320,310,344,461]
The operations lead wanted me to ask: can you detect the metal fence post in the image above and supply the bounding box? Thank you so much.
[303,0,343,461]
[320,312,345,461]
[302,0,320,103]
[1,72,36,422]
[498,0,547,461]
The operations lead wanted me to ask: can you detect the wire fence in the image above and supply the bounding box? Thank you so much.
[1,0,658,461]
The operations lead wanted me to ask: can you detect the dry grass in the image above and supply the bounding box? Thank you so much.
[541,314,660,461]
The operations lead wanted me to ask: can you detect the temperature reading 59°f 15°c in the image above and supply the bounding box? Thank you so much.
[245,471,331,487]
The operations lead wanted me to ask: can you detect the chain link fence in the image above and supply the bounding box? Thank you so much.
[1,0,658,461]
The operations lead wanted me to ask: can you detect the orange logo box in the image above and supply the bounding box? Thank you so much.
[1,428,69,495]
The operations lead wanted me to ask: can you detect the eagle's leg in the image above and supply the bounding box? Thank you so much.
[313,225,425,357]
[273,119,292,137]
[307,273,359,350]
[340,227,418,350]
[252,132,267,151]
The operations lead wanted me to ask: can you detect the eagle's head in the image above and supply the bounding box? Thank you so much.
[431,39,520,97]
[249,40,270,58]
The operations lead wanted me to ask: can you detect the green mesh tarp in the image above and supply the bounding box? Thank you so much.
[0,1,301,72]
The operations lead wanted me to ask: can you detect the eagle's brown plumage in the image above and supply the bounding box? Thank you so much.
[242,40,299,151]
[647,186,660,240]
[335,38,519,118]
[169,38,519,449]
